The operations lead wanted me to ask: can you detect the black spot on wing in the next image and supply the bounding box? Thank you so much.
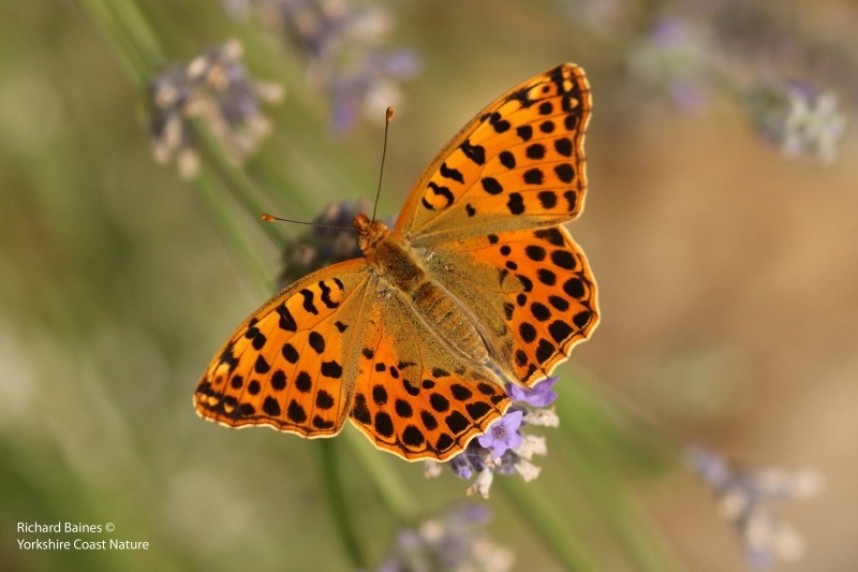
[526,143,546,159]
[551,249,578,270]
[555,163,575,184]
[352,394,371,424]
[375,412,394,437]
[295,371,312,393]
[450,384,472,400]
[466,401,492,420]
[507,193,525,215]
[499,150,516,169]
[459,139,486,165]
[254,355,270,374]
[321,360,343,379]
[276,304,297,331]
[262,396,281,416]
[523,168,544,185]
[548,320,574,344]
[445,411,470,435]
[372,385,388,405]
[402,425,425,446]
[481,177,503,195]
[271,370,287,390]
[435,433,454,452]
[315,390,335,410]
[555,137,573,157]
[312,416,335,429]
[573,310,593,328]
[534,227,566,247]
[486,111,511,133]
[300,289,318,315]
[219,341,239,372]
[308,331,325,354]
[318,280,340,309]
[535,339,556,364]
[537,191,557,209]
[439,161,464,184]
[282,343,299,364]
[427,182,454,208]
[287,400,307,423]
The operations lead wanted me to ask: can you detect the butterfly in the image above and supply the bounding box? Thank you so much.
[194,63,599,461]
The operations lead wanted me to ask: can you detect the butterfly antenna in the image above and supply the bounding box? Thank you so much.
[261,213,350,230]
[371,106,395,222]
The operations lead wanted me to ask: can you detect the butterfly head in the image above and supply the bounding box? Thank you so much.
[354,212,390,255]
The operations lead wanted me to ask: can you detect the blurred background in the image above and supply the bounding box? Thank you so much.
[1,1,855,570]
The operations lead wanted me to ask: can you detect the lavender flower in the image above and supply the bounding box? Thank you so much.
[376,504,513,572]
[687,445,824,571]
[426,376,561,499]
[225,0,420,133]
[746,82,847,163]
[148,39,283,179]
[477,410,523,459]
[276,200,373,287]
[506,375,559,407]
[626,3,853,162]
[627,16,711,113]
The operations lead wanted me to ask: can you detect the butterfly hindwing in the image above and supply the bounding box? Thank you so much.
[425,226,599,387]
[348,288,510,460]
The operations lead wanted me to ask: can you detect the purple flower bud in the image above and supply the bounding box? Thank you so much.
[506,376,559,407]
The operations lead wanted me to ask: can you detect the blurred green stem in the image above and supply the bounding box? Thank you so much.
[556,380,683,572]
[500,476,602,572]
[345,429,418,521]
[319,440,367,568]
[77,0,164,87]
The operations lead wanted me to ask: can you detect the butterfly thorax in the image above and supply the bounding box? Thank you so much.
[354,213,421,290]
[354,212,494,375]
[353,213,389,255]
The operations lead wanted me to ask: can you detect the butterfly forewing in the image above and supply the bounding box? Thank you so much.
[194,260,370,437]
[396,64,591,243]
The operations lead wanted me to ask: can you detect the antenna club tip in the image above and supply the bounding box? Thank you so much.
[386,106,394,121]
[260,213,276,222]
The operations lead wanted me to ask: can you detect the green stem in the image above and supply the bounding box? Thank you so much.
[498,477,601,572]
[192,121,287,250]
[194,169,274,288]
[319,439,367,569]
[556,381,683,572]
[77,0,164,88]
[344,428,418,521]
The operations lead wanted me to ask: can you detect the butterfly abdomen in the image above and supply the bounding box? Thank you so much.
[411,281,489,366]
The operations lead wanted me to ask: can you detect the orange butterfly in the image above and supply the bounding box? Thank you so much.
[194,63,599,461]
